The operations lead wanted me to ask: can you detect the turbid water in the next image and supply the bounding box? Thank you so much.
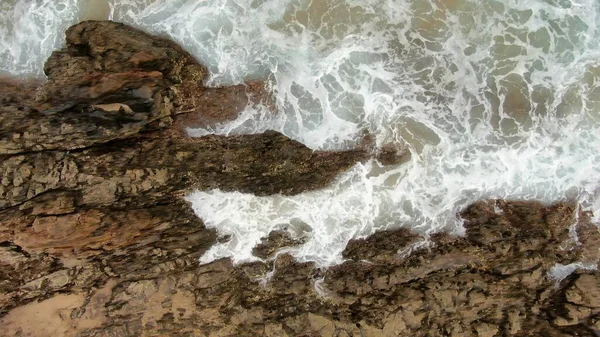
[1,0,599,266]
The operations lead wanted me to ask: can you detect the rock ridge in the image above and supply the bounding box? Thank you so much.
[0,21,599,337]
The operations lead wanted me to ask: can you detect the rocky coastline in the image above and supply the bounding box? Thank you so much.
[1,21,599,337]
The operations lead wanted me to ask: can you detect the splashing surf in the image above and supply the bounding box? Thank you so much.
[1,0,599,266]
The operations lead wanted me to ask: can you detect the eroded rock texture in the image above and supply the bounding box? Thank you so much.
[1,21,599,337]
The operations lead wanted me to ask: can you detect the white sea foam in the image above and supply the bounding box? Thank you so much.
[0,0,80,77]
[550,262,597,285]
[0,0,112,77]
[184,0,600,266]
[1,0,599,267]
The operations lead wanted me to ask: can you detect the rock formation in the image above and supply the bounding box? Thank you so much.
[1,21,599,337]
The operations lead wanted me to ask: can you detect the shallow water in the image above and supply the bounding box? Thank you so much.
[1,0,599,266]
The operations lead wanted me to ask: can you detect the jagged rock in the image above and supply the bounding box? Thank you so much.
[1,21,599,337]
[0,19,364,324]
[252,230,307,259]
[376,142,411,166]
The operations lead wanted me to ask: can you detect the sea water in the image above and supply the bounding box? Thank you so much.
[1,0,599,266]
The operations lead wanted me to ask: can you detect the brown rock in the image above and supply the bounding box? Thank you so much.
[0,20,364,325]
[1,21,599,337]
[253,230,307,259]
[376,142,411,166]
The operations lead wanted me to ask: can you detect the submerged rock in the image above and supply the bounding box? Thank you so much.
[0,21,599,337]
[252,230,307,259]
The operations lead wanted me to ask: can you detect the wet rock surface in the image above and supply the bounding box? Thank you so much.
[1,21,599,337]
[252,230,307,259]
